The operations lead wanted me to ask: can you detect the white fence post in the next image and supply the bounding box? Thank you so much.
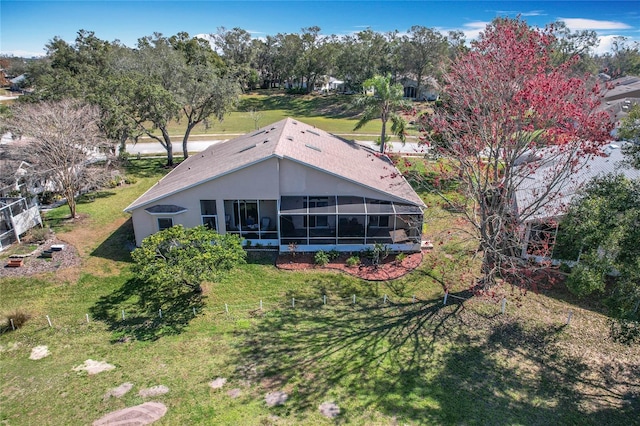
[86,313,90,323]
[46,315,52,327]
[353,294,356,304]
[501,298,506,314]
[225,304,229,314]
[443,291,448,306]
[292,298,295,308]
[567,310,573,325]
[323,295,327,305]
[10,319,15,330]
[260,300,263,310]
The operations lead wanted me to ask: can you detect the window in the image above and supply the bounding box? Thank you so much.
[202,216,217,230]
[200,200,217,231]
[157,218,173,231]
[369,216,390,228]
[305,215,329,228]
[303,197,330,228]
[200,200,216,216]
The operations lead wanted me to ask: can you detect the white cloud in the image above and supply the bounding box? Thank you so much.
[194,33,217,52]
[495,10,546,17]
[594,34,622,55]
[460,21,490,40]
[558,18,631,31]
[0,49,45,58]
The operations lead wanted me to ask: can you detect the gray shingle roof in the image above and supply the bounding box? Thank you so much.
[125,118,424,212]
[515,143,640,222]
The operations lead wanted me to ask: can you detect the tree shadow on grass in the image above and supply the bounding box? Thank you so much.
[76,191,116,204]
[90,277,204,342]
[90,217,135,262]
[238,94,360,119]
[232,283,639,424]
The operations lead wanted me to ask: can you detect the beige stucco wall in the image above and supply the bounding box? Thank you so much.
[130,156,418,246]
[131,158,280,246]
[278,159,401,202]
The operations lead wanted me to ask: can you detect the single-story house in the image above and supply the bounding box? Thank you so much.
[318,77,345,93]
[398,75,439,101]
[125,118,425,252]
[514,143,640,261]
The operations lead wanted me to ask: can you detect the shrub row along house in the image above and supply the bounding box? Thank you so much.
[125,118,425,252]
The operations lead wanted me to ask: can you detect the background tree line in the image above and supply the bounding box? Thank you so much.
[5,23,636,166]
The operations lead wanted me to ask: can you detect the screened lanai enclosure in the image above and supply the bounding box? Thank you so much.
[0,196,42,250]
[278,196,422,251]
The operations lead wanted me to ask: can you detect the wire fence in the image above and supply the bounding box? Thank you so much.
[3,290,577,332]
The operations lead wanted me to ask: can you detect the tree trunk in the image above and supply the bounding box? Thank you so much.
[65,187,77,218]
[415,70,423,100]
[379,110,388,153]
[160,126,173,167]
[183,123,196,159]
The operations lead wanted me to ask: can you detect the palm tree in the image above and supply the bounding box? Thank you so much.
[353,75,410,153]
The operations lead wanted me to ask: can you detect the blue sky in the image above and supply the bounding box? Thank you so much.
[1,1,639,57]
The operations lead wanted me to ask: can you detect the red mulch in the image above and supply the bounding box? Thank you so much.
[275,251,423,281]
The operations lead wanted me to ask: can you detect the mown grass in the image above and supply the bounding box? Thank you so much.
[140,91,423,143]
[1,159,638,425]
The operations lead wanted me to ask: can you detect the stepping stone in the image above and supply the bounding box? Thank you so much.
[319,401,340,418]
[227,388,241,398]
[138,385,169,398]
[73,359,115,375]
[29,346,50,360]
[93,402,167,425]
[209,377,227,389]
[265,391,288,407]
[104,382,134,399]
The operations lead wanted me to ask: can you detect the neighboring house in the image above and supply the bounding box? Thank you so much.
[318,77,345,93]
[9,74,26,91]
[514,143,640,261]
[600,75,640,129]
[398,75,439,101]
[125,118,425,252]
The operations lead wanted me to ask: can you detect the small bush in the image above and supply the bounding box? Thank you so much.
[346,255,360,267]
[328,249,340,260]
[609,318,640,345]
[1,309,31,333]
[124,176,137,185]
[395,253,406,264]
[314,250,329,266]
[27,227,52,244]
[38,191,60,205]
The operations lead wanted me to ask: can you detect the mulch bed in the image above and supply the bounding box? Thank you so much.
[0,238,81,277]
[275,251,423,281]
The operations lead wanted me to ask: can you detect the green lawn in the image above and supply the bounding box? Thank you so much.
[1,159,638,425]
[139,91,423,143]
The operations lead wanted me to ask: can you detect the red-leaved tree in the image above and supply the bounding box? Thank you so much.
[421,18,612,290]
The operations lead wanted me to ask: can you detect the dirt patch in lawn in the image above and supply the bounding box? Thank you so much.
[275,251,423,281]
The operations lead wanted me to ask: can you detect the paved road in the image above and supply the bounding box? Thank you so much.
[125,139,429,156]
